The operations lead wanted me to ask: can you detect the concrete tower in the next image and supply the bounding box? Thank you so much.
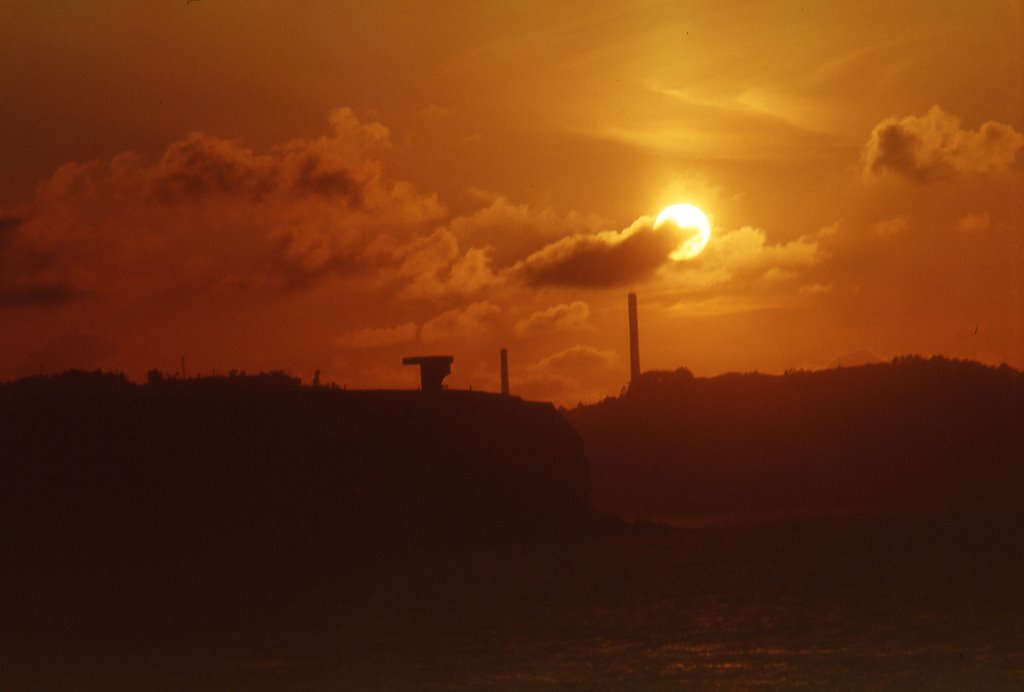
[402,355,454,392]
[628,292,640,383]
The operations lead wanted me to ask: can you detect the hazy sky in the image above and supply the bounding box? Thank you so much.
[2,1,1021,403]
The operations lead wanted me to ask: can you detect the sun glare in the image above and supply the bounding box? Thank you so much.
[655,204,711,260]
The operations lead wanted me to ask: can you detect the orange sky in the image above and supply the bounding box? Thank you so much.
[1,1,1021,404]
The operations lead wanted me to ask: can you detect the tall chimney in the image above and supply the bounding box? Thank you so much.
[500,348,510,396]
[628,293,640,383]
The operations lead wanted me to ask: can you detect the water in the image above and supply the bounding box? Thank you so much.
[5,510,1024,689]
[320,512,1024,689]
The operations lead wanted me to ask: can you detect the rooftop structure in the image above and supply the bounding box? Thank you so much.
[403,355,454,392]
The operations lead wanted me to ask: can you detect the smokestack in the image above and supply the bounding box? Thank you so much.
[500,348,510,396]
[628,293,640,383]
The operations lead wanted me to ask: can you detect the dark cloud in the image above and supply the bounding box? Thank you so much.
[513,217,683,288]
[150,133,278,204]
[0,216,23,256]
[292,155,362,202]
[0,215,23,237]
[863,106,1023,182]
[266,246,373,292]
[444,195,608,269]
[0,281,89,307]
[0,108,444,305]
[150,128,368,205]
[0,217,84,308]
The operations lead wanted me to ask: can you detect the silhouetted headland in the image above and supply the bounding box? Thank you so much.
[566,356,1024,522]
[0,369,593,565]
[4,364,1024,691]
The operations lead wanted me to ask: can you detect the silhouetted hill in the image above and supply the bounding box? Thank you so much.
[565,356,1024,520]
[0,372,591,563]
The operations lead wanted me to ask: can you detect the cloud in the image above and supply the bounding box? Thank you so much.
[799,282,833,295]
[335,322,417,349]
[516,301,590,336]
[445,195,607,269]
[512,345,620,405]
[760,267,798,283]
[863,106,1023,182]
[956,211,990,234]
[417,104,457,122]
[509,370,593,406]
[0,281,89,308]
[873,215,909,237]
[512,216,686,288]
[497,216,826,306]
[145,106,393,207]
[666,294,790,317]
[0,215,22,240]
[666,225,824,293]
[1,108,445,307]
[396,195,612,298]
[443,248,497,295]
[420,301,500,343]
[149,133,279,204]
[535,345,616,371]
[396,230,498,299]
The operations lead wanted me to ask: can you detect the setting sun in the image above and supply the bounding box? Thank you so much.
[655,203,712,260]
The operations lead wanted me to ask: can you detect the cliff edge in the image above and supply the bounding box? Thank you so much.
[0,373,592,562]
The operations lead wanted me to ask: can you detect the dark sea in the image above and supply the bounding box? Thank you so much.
[6,508,1024,690]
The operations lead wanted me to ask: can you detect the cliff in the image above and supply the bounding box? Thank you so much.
[0,372,592,562]
[565,356,1024,520]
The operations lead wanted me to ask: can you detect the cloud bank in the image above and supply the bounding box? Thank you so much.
[863,106,1023,182]
[511,216,685,288]
[0,108,445,304]
[420,301,500,343]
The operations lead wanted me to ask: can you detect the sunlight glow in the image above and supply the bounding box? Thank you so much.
[655,204,712,261]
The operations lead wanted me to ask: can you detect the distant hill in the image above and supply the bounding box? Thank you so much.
[565,356,1024,521]
[0,371,592,563]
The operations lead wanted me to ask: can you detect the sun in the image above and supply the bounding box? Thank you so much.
[654,203,711,260]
